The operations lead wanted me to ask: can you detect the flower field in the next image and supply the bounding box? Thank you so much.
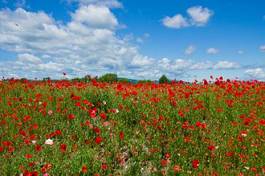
[0,77,264,176]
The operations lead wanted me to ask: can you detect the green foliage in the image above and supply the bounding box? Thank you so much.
[71,77,82,82]
[118,77,129,83]
[138,80,152,83]
[98,73,118,83]
[159,75,170,84]
[43,77,51,81]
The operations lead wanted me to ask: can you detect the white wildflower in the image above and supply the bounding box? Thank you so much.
[45,139,53,145]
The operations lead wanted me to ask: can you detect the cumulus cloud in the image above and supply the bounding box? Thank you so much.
[185,45,196,55]
[0,6,146,78]
[0,3,239,80]
[17,53,42,64]
[190,61,212,70]
[245,68,265,80]
[207,48,219,55]
[162,14,189,29]
[213,61,239,69]
[187,6,213,26]
[162,6,213,29]
[67,0,122,8]
[71,5,118,28]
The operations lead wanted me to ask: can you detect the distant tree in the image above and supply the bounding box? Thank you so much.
[98,73,118,83]
[84,75,93,82]
[138,80,152,83]
[43,77,51,81]
[118,77,129,83]
[71,77,82,82]
[159,75,170,84]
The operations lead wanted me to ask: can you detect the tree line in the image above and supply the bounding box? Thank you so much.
[69,73,171,84]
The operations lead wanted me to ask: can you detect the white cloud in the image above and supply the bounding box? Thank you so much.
[190,61,212,70]
[245,68,265,80]
[0,7,151,79]
[68,0,122,8]
[207,48,219,55]
[259,45,265,52]
[37,62,64,71]
[185,45,196,55]
[162,14,189,29]
[213,61,239,69]
[0,4,239,81]
[131,55,154,66]
[162,6,213,29]
[158,58,191,71]
[187,6,213,26]
[17,53,42,64]
[71,5,118,29]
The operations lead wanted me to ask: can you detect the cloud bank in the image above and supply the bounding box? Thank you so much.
[162,6,213,29]
[0,2,244,80]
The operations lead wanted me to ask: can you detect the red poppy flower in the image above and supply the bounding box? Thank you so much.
[173,165,181,172]
[208,145,215,151]
[55,129,62,135]
[196,121,207,129]
[24,139,31,145]
[60,144,67,153]
[2,141,12,147]
[165,153,171,159]
[259,119,265,126]
[101,163,108,170]
[41,163,52,173]
[119,131,124,140]
[32,123,38,130]
[89,109,97,118]
[95,136,102,144]
[192,159,199,169]
[23,115,31,123]
[84,120,90,126]
[226,151,234,157]
[161,159,168,167]
[0,146,3,152]
[75,102,81,107]
[68,114,75,120]
[28,162,35,167]
[25,154,32,159]
[35,144,42,152]
[19,129,27,136]
[8,146,15,153]
[82,165,88,173]
[100,113,107,120]
[93,127,101,134]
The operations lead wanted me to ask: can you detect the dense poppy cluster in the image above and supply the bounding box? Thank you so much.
[0,77,264,175]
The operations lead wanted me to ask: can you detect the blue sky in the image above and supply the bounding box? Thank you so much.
[0,0,265,81]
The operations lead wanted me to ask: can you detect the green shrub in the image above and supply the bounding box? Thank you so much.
[138,80,152,83]
[159,75,170,84]
[118,77,129,83]
[98,73,118,83]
